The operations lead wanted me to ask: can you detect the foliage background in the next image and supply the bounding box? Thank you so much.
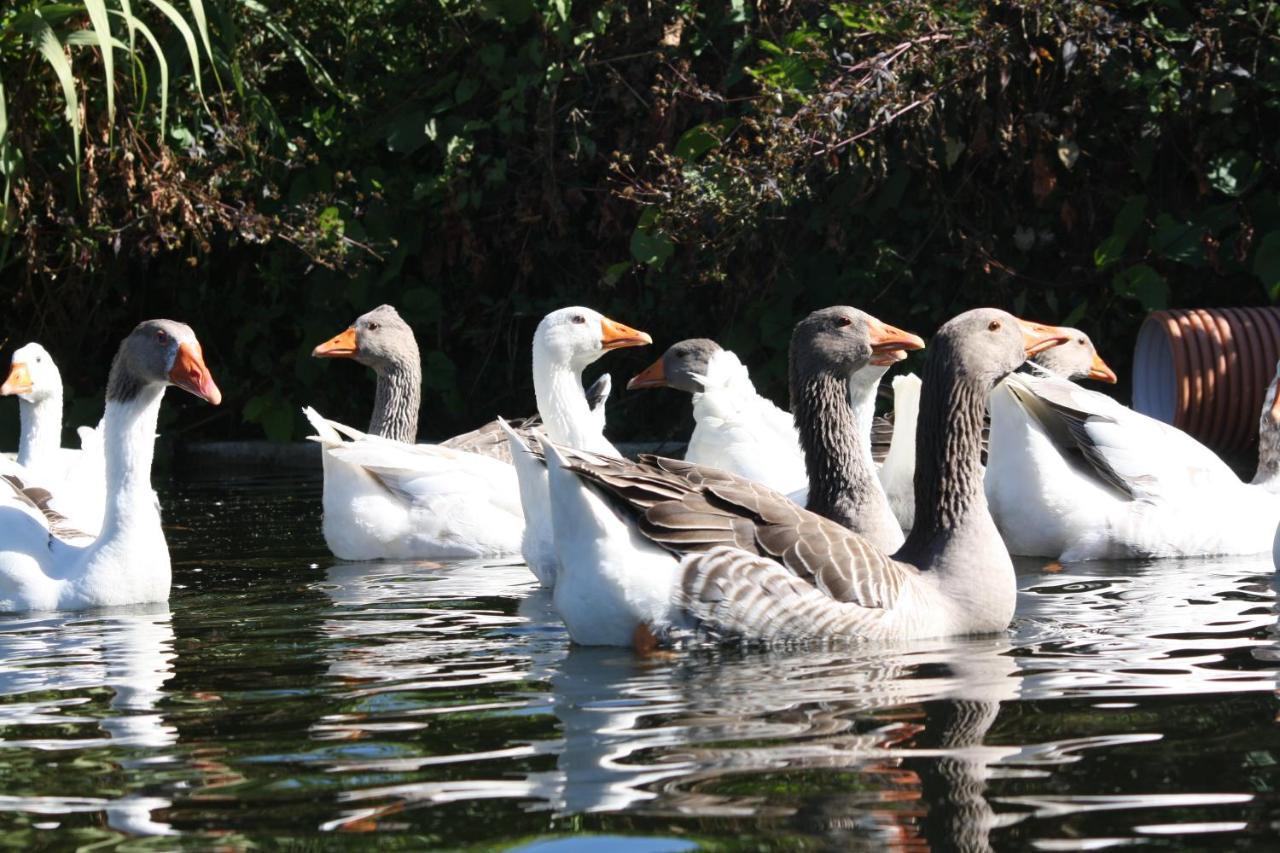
[2,0,1278,447]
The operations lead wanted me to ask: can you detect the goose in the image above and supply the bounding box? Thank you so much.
[304,304,525,560]
[1,344,107,532]
[984,350,1280,561]
[505,307,653,586]
[881,327,1115,532]
[531,308,1068,646]
[0,320,221,613]
[626,314,924,551]
[626,339,808,495]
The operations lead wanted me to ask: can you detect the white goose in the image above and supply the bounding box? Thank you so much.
[504,307,652,586]
[985,346,1280,561]
[1,343,107,533]
[626,339,807,495]
[304,305,526,560]
[520,308,1065,647]
[0,320,221,613]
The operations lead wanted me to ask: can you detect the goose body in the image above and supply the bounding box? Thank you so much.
[2,343,107,533]
[307,305,535,560]
[536,307,1060,646]
[303,407,526,560]
[876,374,920,531]
[0,321,220,613]
[985,360,1280,561]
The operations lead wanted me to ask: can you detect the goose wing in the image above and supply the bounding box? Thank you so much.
[1,473,93,543]
[553,450,916,611]
[1004,370,1237,501]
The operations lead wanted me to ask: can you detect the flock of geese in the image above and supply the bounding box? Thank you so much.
[3,305,1280,649]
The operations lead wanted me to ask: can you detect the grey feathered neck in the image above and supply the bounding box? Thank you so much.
[791,365,889,541]
[369,357,420,443]
[898,342,988,557]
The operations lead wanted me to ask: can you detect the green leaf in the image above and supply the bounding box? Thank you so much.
[1112,263,1169,311]
[1253,231,1280,299]
[1094,195,1148,268]
[119,15,168,134]
[1206,151,1258,196]
[629,209,674,269]
[674,120,735,161]
[1149,214,1205,266]
[602,260,631,285]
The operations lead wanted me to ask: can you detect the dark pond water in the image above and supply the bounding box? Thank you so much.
[2,470,1279,850]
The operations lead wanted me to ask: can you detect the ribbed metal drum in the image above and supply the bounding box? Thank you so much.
[1133,307,1280,451]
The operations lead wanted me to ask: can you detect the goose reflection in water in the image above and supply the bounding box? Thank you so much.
[310,546,1279,845]
[310,558,1033,847]
[0,605,177,836]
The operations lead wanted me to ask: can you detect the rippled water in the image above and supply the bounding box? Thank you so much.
[2,471,1279,849]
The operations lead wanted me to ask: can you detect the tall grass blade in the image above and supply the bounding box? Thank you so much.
[185,0,222,92]
[29,15,82,174]
[83,0,116,131]
[120,0,139,96]
[122,15,169,136]
[143,0,211,116]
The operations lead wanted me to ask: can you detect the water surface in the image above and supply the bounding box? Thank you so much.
[1,472,1278,849]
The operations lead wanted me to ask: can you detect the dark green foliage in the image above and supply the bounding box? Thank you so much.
[2,0,1279,445]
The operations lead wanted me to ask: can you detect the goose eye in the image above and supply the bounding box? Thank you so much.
[988,320,1002,331]
[156,329,168,342]
[571,315,586,324]
[835,316,854,328]
[366,321,380,332]
[1078,338,1086,345]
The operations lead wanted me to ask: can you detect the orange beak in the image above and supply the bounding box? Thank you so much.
[1017,318,1072,357]
[600,317,653,351]
[867,317,926,367]
[0,363,32,396]
[627,355,667,390]
[1088,351,1118,384]
[313,327,359,359]
[169,342,222,405]
[1270,387,1280,423]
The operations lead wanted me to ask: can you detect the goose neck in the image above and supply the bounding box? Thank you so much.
[792,369,884,533]
[369,359,421,443]
[533,348,605,451]
[899,365,989,559]
[16,390,63,471]
[99,386,166,535]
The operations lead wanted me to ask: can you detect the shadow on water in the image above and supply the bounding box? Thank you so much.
[1,472,1279,848]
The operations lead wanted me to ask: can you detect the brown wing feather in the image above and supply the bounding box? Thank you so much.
[550,449,915,612]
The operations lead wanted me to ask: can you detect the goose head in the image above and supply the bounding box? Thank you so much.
[627,338,722,393]
[936,309,1070,387]
[108,320,221,405]
[790,306,925,381]
[312,304,419,373]
[534,307,652,371]
[1,343,62,403]
[1031,326,1117,382]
